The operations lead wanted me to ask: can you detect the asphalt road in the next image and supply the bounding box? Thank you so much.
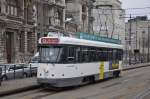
[1,66,150,99]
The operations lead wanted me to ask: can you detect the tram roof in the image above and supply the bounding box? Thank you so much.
[39,36,123,49]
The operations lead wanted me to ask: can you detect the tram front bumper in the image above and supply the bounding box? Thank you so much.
[37,78,57,85]
[37,77,82,87]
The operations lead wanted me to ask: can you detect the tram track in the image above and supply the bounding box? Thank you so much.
[1,85,77,99]
[1,65,150,99]
[19,89,57,99]
[0,87,58,99]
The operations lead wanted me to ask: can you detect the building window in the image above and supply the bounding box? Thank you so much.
[6,0,18,16]
[82,5,86,13]
[27,32,34,53]
[19,32,25,52]
[66,0,73,3]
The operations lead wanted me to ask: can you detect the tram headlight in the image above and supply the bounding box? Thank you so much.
[51,74,54,77]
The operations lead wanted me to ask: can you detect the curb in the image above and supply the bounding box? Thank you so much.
[0,84,40,97]
[122,63,150,71]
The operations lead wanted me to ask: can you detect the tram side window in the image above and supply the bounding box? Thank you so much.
[67,46,76,63]
[78,46,98,63]
[97,48,108,61]
[77,46,88,63]
[88,47,96,62]
[60,47,67,63]
[113,49,117,61]
[77,47,82,63]
[82,47,89,62]
[118,50,123,60]
[73,46,122,63]
[108,49,113,61]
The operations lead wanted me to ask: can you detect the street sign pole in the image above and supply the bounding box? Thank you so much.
[148,26,150,62]
[129,14,132,65]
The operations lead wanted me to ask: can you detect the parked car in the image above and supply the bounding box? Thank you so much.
[0,67,2,85]
[0,64,35,80]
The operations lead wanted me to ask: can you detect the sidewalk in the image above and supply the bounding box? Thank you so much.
[0,77,39,96]
[0,62,150,96]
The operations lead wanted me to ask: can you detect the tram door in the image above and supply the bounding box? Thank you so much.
[6,32,14,63]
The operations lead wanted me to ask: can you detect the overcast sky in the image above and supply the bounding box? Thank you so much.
[120,0,150,18]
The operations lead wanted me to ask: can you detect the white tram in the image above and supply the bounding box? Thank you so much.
[37,34,123,88]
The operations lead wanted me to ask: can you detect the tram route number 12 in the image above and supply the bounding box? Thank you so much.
[100,62,104,80]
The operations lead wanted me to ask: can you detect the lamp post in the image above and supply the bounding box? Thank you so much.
[148,25,150,62]
[139,36,141,63]
[135,20,138,63]
[129,14,132,65]
[120,14,137,65]
[142,31,145,63]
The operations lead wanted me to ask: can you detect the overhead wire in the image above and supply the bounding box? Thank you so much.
[92,6,150,38]
[94,6,150,11]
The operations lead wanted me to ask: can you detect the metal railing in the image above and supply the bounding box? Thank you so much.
[0,64,37,81]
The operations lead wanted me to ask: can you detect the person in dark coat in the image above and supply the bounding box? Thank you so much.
[0,67,2,86]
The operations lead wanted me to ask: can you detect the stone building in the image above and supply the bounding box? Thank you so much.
[65,0,94,34]
[125,16,150,62]
[0,0,36,63]
[92,0,125,41]
[36,0,66,37]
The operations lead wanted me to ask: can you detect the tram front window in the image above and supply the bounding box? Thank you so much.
[39,46,63,63]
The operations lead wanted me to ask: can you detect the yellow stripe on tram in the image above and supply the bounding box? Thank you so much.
[100,62,104,80]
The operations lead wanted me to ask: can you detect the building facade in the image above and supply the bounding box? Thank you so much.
[36,0,65,37]
[65,0,94,34]
[92,0,125,41]
[125,16,150,62]
[0,0,36,63]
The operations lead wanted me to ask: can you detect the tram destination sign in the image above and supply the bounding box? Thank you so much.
[76,32,121,44]
[41,38,59,44]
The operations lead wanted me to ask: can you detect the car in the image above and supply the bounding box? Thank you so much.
[0,64,35,81]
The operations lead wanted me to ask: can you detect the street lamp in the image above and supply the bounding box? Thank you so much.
[142,30,145,63]
[148,25,150,62]
[120,15,135,65]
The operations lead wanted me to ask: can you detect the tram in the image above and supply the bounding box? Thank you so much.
[37,33,123,88]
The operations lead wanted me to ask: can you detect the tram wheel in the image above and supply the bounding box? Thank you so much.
[113,71,120,78]
[82,76,95,84]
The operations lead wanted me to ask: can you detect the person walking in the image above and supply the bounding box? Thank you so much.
[0,67,2,86]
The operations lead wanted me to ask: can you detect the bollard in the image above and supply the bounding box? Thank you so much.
[14,65,16,79]
[22,64,24,78]
[4,65,6,75]
[30,64,32,77]
[0,67,2,86]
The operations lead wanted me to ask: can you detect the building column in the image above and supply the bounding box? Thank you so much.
[0,26,6,63]
[24,30,28,53]
[1,0,6,14]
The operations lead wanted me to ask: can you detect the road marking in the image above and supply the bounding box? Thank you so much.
[122,79,131,83]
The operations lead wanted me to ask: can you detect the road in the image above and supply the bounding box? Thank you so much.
[1,66,150,99]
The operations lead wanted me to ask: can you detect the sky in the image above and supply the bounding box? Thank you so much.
[120,0,150,18]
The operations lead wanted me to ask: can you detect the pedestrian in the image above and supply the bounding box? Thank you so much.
[0,67,2,86]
